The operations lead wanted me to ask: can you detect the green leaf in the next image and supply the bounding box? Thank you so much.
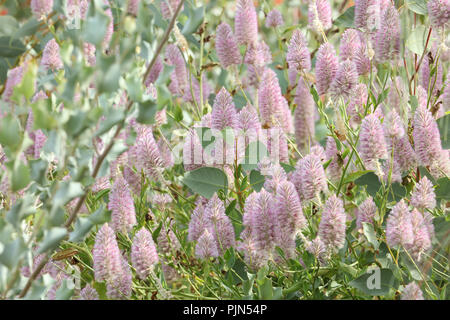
[182,4,204,35]
[182,167,228,198]
[0,36,25,57]
[257,277,273,300]
[406,25,427,55]
[0,238,26,269]
[406,0,428,15]
[55,279,75,300]
[343,170,373,184]
[11,60,37,103]
[437,113,450,149]
[82,9,109,46]
[362,222,379,250]
[280,162,295,173]
[335,6,354,28]
[435,177,450,201]
[387,183,407,202]
[0,115,21,149]
[12,19,40,39]
[0,16,19,37]
[195,127,216,149]
[354,172,381,198]
[95,109,125,136]
[349,268,398,296]
[136,99,157,124]
[249,169,265,192]
[37,227,68,254]
[11,161,31,192]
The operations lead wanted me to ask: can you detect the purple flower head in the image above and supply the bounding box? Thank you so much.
[235,0,258,45]
[386,200,414,248]
[205,194,236,253]
[93,224,132,299]
[165,44,188,96]
[265,9,284,28]
[41,39,63,71]
[108,175,137,234]
[275,180,306,235]
[295,154,328,202]
[401,282,425,300]
[294,80,315,150]
[145,56,163,87]
[83,42,96,66]
[406,209,432,261]
[130,126,164,179]
[347,84,368,126]
[356,196,377,230]
[251,189,279,252]
[131,228,159,279]
[216,22,241,68]
[195,229,219,259]
[31,0,53,20]
[411,177,436,210]
[413,105,443,167]
[318,195,347,250]
[420,55,443,95]
[161,0,183,20]
[188,199,210,242]
[263,163,288,193]
[315,42,338,96]
[128,0,140,15]
[103,8,114,49]
[237,104,261,140]
[211,87,238,130]
[79,285,99,300]
[427,0,450,29]
[339,29,362,61]
[157,224,181,255]
[329,60,358,99]
[245,41,272,87]
[306,237,327,263]
[443,79,450,112]
[384,110,417,173]
[354,41,372,76]
[359,113,388,170]
[354,0,381,31]
[3,66,24,102]
[375,4,400,63]
[258,68,292,132]
[308,0,332,34]
[287,30,311,72]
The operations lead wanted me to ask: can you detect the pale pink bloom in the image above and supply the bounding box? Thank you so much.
[356,196,377,230]
[131,228,159,279]
[375,4,400,62]
[108,175,137,234]
[265,9,284,28]
[235,0,258,45]
[401,282,424,300]
[286,30,311,72]
[329,60,358,99]
[318,195,347,250]
[31,0,53,20]
[386,200,414,248]
[315,42,338,96]
[359,113,388,171]
[308,0,332,34]
[294,80,315,150]
[427,0,450,29]
[216,22,241,68]
[211,87,238,130]
[411,177,436,210]
[41,39,63,71]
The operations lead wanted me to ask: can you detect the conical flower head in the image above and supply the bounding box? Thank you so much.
[195,229,219,259]
[296,154,328,202]
[103,8,114,49]
[131,228,159,279]
[31,0,53,20]
[315,42,338,96]
[265,9,284,28]
[79,285,99,300]
[325,136,342,182]
[339,29,361,61]
[413,105,443,167]
[318,195,347,250]
[355,0,382,31]
[329,60,358,99]
[216,22,241,68]
[258,68,290,131]
[41,39,63,71]
[419,55,443,95]
[92,224,131,299]
[356,196,377,230]
[130,126,164,179]
[251,189,279,252]
[427,0,450,29]
[145,56,163,87]
[375,4,401,63]
[406,209,432,262]
[205,194,236,253]
[237,104,261,134]
[275,180,306,235]
[294,80,315,151]
[235,0,258,45]
[410,177,436,210]
[165,44,188,96]
[286,30,311,72]
[211,87,238,130]
[3,65,24,102]
[308,0,332,34]
[161,0,183,20]
[188,199,211,242]
[359,113,388,170]
[127,0,140,15]
[108,175,136,234]
[401,282,424,300]
[386,200,414,248]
